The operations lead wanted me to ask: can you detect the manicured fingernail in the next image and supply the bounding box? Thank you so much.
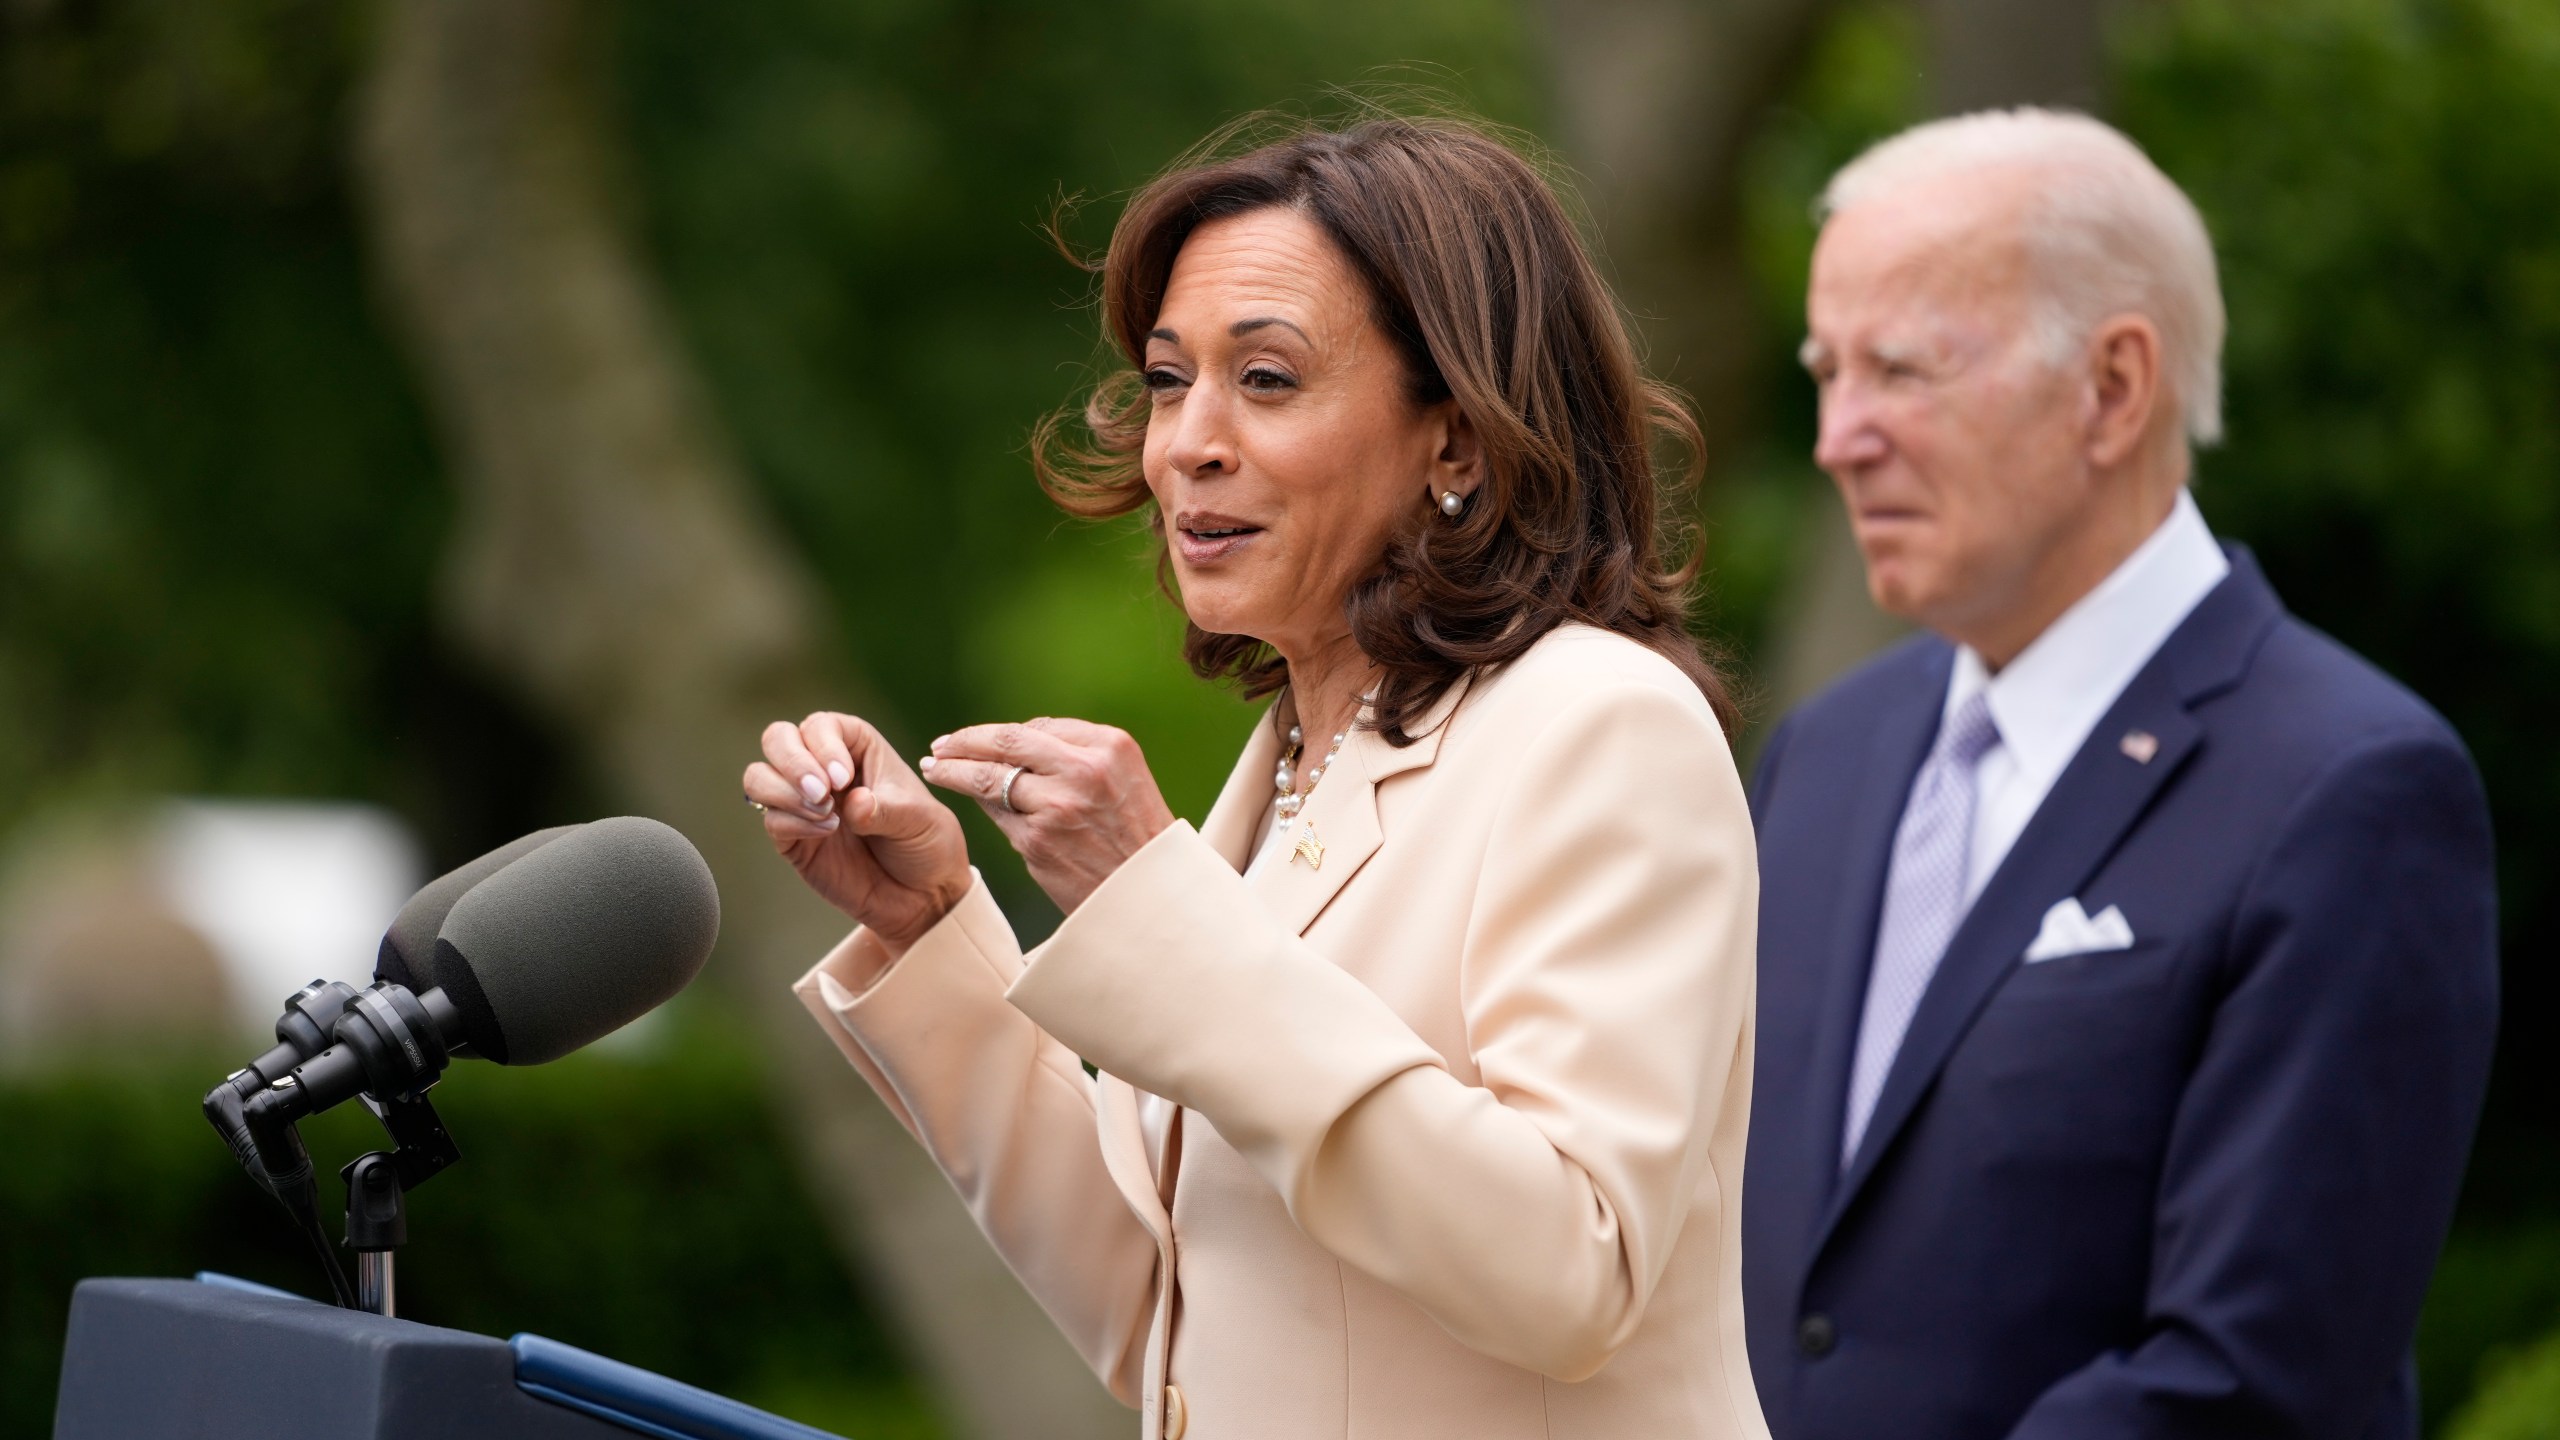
[917,755,936,771]
[827,761,851,789]
[932,734,950,751]
[819,814,840,831]
[800,774,825,804]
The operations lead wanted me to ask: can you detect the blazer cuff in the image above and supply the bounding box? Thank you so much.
[1007,821,1443,1189]
[791,871,1025,1133]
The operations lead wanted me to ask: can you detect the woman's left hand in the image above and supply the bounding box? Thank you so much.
[922,717,1178,914]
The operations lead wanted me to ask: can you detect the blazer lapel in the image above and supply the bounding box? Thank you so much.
[1247,686,1455,937]
[1198,707,1284,871]
[1088,681,1466,1229]
[1813,551,2284,1252]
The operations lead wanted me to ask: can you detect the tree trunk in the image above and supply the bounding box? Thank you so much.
[350,3,1126,1436]
[1539,0,1844,453]
[1921,0,2116,114]
[1760,0,2126,713]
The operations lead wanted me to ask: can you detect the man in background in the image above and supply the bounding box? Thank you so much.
[1742,109,2500,1438]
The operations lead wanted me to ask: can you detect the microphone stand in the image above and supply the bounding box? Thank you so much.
[211,980,464,1313]
[340,1092,461,1318]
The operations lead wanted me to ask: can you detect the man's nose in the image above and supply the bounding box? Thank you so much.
[1162,382,1240,477]
[1813,387,1891,476]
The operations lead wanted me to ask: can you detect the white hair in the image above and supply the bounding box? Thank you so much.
[1820,108,2227,448]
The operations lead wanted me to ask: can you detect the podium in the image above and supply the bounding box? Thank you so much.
[54,1277,848,1440]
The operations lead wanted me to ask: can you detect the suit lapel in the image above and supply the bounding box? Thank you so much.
[1811,550,2284,1254]
[1800,648,1952,1206]
[1818,673,2201,1236]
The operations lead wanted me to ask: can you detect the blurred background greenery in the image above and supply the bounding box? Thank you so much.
[1,0,2553,1436]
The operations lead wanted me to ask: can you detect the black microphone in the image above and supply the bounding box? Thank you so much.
[248,816,719,1130]
[228,979,367,1095]
[216,824,581,1104]
[205,823,587,1195]
[228,817,717,1308]
[374,824,579,991]
[206,816,715,1309]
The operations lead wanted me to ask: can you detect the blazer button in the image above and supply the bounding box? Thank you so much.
[1163,1383,1188,1440]
[1797,1313,1837,1358]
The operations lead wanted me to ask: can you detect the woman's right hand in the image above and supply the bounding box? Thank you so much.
[746,712,971,959]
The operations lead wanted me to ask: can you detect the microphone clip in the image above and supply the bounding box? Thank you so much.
[338,1092,462,1317]
[208,979,469,1313]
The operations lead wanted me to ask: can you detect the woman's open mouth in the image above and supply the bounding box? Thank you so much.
[1174,513,1263,563]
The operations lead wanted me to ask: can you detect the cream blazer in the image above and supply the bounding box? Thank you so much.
[794,624,1769,1440]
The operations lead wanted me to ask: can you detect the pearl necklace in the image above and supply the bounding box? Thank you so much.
[1273,719,1348,822]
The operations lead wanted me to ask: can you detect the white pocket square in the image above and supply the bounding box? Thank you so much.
[2023,898,2136,963]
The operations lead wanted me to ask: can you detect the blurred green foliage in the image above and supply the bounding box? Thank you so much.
[2446,1321,2560,1440]
[0,0,476,840]
[0,1022,941,1438]
[2426,1225,2560,1438]
[1721,0,1929,662]
[0,0,1539,865]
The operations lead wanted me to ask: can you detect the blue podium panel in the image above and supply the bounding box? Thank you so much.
[510,1334,846,1440]
[54,1278,629,1440]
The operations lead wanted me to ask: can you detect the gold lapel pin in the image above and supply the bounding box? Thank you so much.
[1291,821,1326,871]
[2120,730,2160,764]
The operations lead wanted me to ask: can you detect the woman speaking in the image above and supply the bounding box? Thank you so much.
[745,115,1768,1440]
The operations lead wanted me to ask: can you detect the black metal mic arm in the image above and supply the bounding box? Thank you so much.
[223,980,468,1314]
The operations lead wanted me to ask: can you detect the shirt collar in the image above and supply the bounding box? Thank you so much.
[1945,489,2231,784]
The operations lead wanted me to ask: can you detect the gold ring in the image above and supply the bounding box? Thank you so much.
[744,791,766,813]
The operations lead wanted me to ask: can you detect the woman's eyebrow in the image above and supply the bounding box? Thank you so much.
[1148,327,1179,343]
[1231,316,1310,342]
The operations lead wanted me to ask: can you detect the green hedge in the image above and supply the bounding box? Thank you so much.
[7,1026,2555,1437]
[0,1017,941,1439]
[2448,1325,2560,1440]
[2424,1225,2560,1437]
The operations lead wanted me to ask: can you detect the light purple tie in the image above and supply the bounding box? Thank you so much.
[1842,690,2002,1166]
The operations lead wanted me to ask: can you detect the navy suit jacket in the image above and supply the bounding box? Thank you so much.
[1742,551,2499,1440]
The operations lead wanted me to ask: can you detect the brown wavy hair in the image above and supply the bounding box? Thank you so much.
[1034,110,1737,742]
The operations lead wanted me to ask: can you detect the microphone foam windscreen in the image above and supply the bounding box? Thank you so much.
[377,825,580,988]
[429,816,720,1065]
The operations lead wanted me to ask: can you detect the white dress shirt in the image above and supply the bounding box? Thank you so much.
[1944,489,2230,904]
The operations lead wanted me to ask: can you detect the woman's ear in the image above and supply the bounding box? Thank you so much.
[1429,400,1486,500]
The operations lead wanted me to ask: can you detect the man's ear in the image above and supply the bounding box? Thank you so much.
[2085,314,2164,468]
[1428,399,1486,500]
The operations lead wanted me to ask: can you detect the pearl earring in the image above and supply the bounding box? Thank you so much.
[1438,490,1465,518]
